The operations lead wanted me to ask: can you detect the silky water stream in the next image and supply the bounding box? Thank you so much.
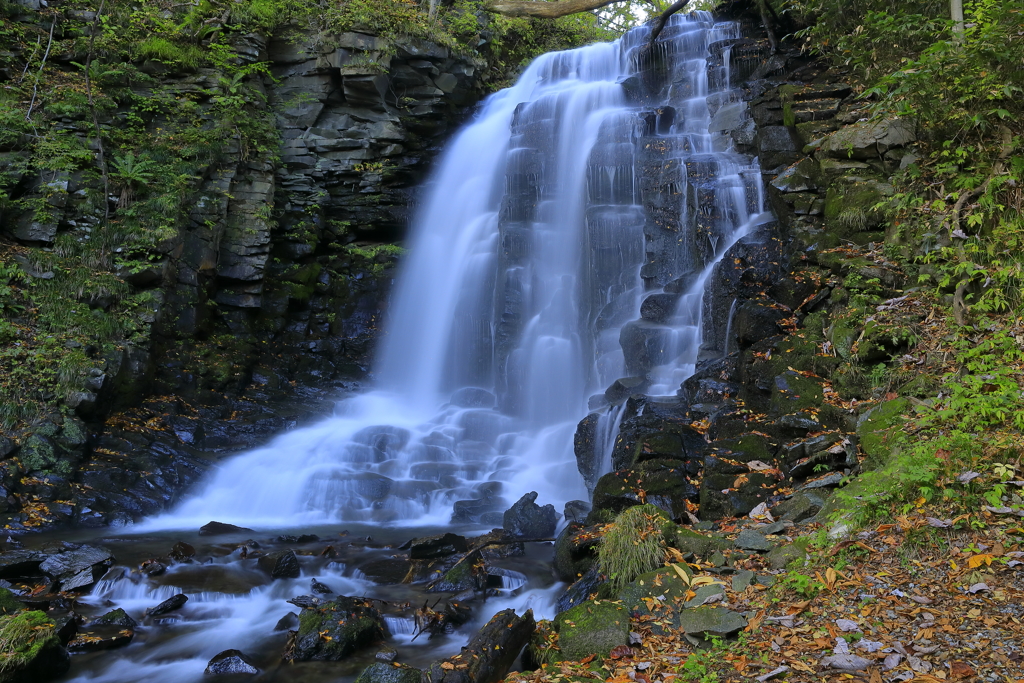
[33,13,772,683]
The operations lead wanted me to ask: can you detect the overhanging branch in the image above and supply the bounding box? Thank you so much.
[483,0,624,18]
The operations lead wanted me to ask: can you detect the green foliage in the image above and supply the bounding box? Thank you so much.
[0,610,58,675]
[780,570,824,598]
[598,504,668,592]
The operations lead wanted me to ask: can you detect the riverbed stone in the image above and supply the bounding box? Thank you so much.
[678,606,747,639]
[287,596,386,661]
[555,599,629,660]
[39,544,115,592]
[205,649,261,675]
[199,521,255,536]
[146,593,188,617]
[406,533,469,560]
[258,550,300,579]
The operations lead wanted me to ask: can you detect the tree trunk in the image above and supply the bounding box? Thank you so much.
[483,0,624,18]
[950,0,965,43]
[421,609,536,683]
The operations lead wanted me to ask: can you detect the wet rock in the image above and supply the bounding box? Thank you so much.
[355,662,422,683]
[573,413,602,493]
[310,578,334,594]
[563,500,591,524]
[205,649,261,675]
[67,622,135,652]
[0,610,70,683]
[450,494,504,524]
[0,587,25,614]
[405,533,468,560]
[640,293,677,322]
[358,557,411,584]
[422,608,534,683]
[169,541,196,562]
[671,528,731,560]
[48,611,80,646]
[92,608,137,630]
[503,491,558,539]
[199,521,255,536]
[146,593,188,617]
[555,599,629,660]
[592,460,698,520]
[375,645,398,662]
[605,377,650,405]
[277,534,320,544]
[275,612,299,631]
[140,560,167,577]
[0,550,46,579]
[618,567,693,613]
[819,118,915,160]
[258,550,300,579]
[427,549,485,593]
[39,545,114,592]
[450,387,496,409]
[553,523,600,582]
[286,596,386,661]
[554,566,604,614]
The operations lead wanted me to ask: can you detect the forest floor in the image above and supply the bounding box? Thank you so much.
[507,509,1024,683]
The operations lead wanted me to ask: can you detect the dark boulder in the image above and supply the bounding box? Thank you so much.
[204,649,260,675]
[92,608,137,630]
[405,533,468,560]
[257,550,300,579]
[274,612,299,631]
[592,460,699,520]
[67,622,134,653]
[169,541,196,562]
[146,593,188,617]
[503,492,558,539]
[640,293,678,322]
[554,566,605,614]
[552,523,600,583]
[0,550,45,580]
[563,500,591,524]
[572,413,602,494]
[286,596,386,661]
[421,608,535,683]
[450,387,497,409]
[199,522,254,536]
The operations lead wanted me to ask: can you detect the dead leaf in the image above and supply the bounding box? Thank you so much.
[967,582,990,594]
[950,661,976,679]
[835,618,859,632]
[957,471,981,484]
[883,653,903,670]
[821,654,871,671]
[441,662,456,670]
[755,666,790,682]
[925,517,952,528]
[609,645,632,660]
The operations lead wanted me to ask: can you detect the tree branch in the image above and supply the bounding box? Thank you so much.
[646,0,690,48]
[483,0,624,18]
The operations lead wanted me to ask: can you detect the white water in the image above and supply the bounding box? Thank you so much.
[65,14,772,683]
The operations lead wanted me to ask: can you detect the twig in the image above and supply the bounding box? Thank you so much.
[25,18,55,120]
[645,0,690,50]
[18,36,41,83]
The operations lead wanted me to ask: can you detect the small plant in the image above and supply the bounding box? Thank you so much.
[597,504,668,592]
[780,570,824,598]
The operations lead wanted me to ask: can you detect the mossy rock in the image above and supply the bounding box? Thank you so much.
[823,176,893,240]
[553,524,599,583]
[0,589,24,616]
[766,543,808,570]
[668,528,731,560]
[524,619,563,668]
[354,662,422,683]
[617,567,692,612]
[554,600,628,660]
[289,597,386,662]
[770,370,825,414]
[0,610,70,683]
[856,398,910,469]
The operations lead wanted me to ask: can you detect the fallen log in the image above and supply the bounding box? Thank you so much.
[421,608,536,683]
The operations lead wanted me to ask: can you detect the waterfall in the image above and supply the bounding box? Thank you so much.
[144,12,770,531]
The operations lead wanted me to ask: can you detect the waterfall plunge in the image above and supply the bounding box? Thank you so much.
[146,13,768,531]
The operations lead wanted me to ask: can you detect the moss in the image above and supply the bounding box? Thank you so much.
[0,590,22,616]
[598,505,667,591]
[0,610,66,681]
[617,566,692,611]
[555,600,628,660]
[856,398,910,469]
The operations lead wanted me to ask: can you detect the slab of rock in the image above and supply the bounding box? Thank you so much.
[205,649,260,675]
[678,606,748,639]
[39,545,114,592]
[734,528,772,551]
[503,492,558,539]
[0,550,46,579]
[67,623,134,652]
[257,550,300,579]
[286,596,386,661]
[556,600,629,660]
[199,521,254,536]
[767,544,807,570]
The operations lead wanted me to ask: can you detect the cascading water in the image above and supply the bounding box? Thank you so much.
[56,14,775,683]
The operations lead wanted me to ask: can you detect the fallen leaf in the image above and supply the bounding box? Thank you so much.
[967,582,990,594]
[910,594,934,604]
[755,666,790,682]
[609,645,632,660]
[835,618,859,632]
[908,656,932,673]
[950,661,975,679]
[883,653,903,670]
[581,654,596,664]
[925,517,952,528]
[967,554,994,569]
[957,471,980,484]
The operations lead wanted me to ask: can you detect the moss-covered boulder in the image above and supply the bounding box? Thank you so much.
[0,588,24,616]
[554,600,628,660]
[678,606,748,640]
[553,523,600,582]
[669,528,731,559]
[856,398,910,469]
[286,597,386,662]
[617,567,692,613]
[592,460,698,519]
[354,662,422,683]
[0,611,70,683]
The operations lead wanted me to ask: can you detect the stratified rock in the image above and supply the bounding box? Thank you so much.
[0,610,71,683]
[772,491,825,522]
[503,492,558,539]
[257,550,300,579]
[286,597,386,661]
[0,550,46,580]
[555,600,629,660]
[199,521,254,536]
[205,649,261,675]
[355,662,422,683]
[767,544,807,570]
[146,593,188,617]
[39,545,114,592]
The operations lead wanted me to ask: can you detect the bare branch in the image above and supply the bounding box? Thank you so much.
[646,0,690,47]
[483,0,624,19]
